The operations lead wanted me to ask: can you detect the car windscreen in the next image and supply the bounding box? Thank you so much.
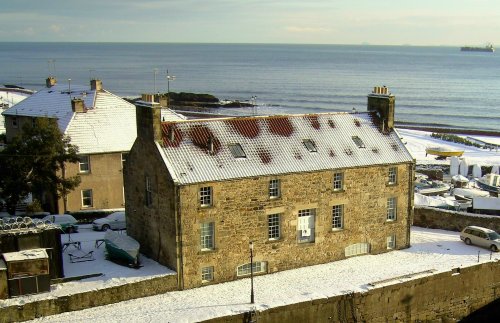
[487,232,500,240]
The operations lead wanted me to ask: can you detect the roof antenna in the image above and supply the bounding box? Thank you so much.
[68,79,71,95]
[89,69,95,81]
[47,59,56,76]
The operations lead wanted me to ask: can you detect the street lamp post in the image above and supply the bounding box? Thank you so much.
[166,69,176,107]
[250,240,255,304]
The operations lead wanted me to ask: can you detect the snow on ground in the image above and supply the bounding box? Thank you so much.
[22,227,499,323]
[397,128,500,166]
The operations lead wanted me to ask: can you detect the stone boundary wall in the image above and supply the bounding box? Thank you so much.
[206,260,500,323]
[413,206,500,233]
[0,274,178,323]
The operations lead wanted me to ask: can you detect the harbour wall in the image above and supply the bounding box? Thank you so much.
[413,206,500,232]
[206,260,500,323]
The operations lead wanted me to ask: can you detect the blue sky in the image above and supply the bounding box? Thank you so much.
[1,0,499,45]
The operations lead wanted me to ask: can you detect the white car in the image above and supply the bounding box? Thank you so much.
[92,212,126,231]
[460,226,500,252]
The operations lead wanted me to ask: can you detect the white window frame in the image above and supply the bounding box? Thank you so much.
[269,179,281,199]
[297,209,315,243]
[388,167,397,185]
[201,266,214,283]
[387,197,397,221]
[78,155,90,173]
[81,189,93,208]
[333,172,344,191]
[237,261,267,277]
[200,222,215,251]
[332,204,344,230]
[268,214,281,240]
[387,235,396,250]
[200,186,213,207]
[345,242,370,257]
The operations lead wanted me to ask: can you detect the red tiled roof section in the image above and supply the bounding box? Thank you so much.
[257,148,272,164]
[304,114,321,130]
[188,124,222,155]
[266,116,295,137]
[161,123,183,147]
[225,118,261,138]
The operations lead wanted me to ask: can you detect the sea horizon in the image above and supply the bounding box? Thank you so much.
[1,42,498,132]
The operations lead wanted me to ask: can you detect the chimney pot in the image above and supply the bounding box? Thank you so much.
[46,77,57,88]
[90,79,102,91]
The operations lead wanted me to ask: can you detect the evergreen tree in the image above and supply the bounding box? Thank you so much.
[0,118,81,214]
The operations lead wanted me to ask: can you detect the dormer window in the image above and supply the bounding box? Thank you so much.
[352,136,365,148]
[303,139,317,152]
[228,143,246,158]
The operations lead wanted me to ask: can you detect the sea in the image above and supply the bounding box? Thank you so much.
[1,42,499,132]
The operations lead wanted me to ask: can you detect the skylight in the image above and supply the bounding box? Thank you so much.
[352,136,366,148]
[303,139,317,152]
[228,143,246,158]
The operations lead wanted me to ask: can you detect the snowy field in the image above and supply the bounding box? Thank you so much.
[14,226,498,323]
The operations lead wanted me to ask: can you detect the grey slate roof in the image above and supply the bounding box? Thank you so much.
[157,112,415,185]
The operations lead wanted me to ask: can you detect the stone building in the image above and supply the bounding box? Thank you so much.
[125,87,415,289]
[2,77,137,213]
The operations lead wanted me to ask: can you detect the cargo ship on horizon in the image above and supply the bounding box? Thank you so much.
[460,43,494,52]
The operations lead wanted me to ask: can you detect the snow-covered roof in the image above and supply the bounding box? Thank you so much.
[158,112,414,185]
[2,248,48,262]
[2,82,138,154]
[0,88,31,133]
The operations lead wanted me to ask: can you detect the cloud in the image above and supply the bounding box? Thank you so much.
[285,26,331,33]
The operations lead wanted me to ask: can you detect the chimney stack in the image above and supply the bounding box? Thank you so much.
[90,79,102,91]
[71,98,85,113]
[367,86,395,131]
[46,77,57,88]
[135,94,162,142]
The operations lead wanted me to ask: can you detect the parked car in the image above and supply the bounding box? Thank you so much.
[92,211,126,231]
[460,226,500,252]
[42,214,79,233]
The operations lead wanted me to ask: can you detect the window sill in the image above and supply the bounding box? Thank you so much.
[386,219,397,223]
[199,205,213,210]
[269,196,281,200]
[297,241,315,246]
[332,189,345,193]
[199,248,217,255]
[266,238,282,244]
[386,182,398,187]
[79,172,91,175]
[331,228,344,232]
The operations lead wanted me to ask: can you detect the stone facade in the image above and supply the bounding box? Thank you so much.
[176,163,413,289]
[125,101,415,290]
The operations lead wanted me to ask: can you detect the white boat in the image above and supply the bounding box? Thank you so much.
[451,187,490,201]
[414,193,459,210]
[474,174,500,194]
[415,180,451,196]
